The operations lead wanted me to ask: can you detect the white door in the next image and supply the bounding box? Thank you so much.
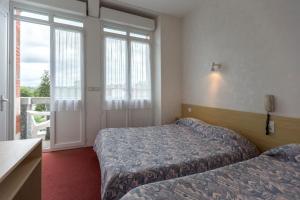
[0,0,9,141]
[51,27,85,150]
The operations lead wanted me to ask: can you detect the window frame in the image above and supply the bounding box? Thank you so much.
[12,2,85,31]
[11,2,85,98]
[102,22,152,43]
[101,22,153,105]
[9,2,87,150]
[13,7,50,22]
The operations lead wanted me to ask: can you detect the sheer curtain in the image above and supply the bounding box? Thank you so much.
[130,41,151,109]
[104,36,152,111]
[104,37,127,110]
[53,29,82,112]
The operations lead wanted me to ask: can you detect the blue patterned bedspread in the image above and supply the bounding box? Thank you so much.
[94,118,259,200]
[121,144,300,200]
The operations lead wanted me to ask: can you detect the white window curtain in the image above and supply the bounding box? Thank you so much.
[53,29,82,112]
[104,36,152,110]
[130,41,151,109]
[104,37,128,110]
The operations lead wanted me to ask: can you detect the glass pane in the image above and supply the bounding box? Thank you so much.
[14,9,49,21]
[54,17,84,28]
[55,29,82,100]
[14,19,51,149]
[103,27,127,36]
[131,41,151,100]
[130,32,150,40]
[105,37,127,101]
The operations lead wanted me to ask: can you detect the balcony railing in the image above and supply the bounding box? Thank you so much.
[20,97,50,139]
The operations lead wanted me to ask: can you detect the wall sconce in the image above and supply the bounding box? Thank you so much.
[265,95,275,135]
[211,62,222,72]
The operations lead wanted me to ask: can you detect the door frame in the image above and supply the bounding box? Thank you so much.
[50,26,86,151]
[0,0,10,141]
[9,2,86,151]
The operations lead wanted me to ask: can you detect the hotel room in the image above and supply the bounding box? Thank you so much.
[0,0,299,200]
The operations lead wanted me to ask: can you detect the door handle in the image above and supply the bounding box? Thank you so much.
[0,95,8,112]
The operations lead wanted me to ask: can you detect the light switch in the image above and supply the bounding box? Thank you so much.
[88,87,101,92]
[188,107,192,113]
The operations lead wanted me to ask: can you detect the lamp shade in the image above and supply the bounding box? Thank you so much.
[265,95,275,112]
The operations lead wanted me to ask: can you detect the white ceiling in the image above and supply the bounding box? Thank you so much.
[103,0,200,17]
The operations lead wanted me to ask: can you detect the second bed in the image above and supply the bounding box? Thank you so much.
[121,144,300,200]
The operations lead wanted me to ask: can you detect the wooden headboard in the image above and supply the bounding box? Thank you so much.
[182,104,300,152]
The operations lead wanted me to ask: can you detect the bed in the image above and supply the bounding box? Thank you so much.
[94,118,259,200]
[121,144,300,200]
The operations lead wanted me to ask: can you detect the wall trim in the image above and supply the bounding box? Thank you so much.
[182,104,300,152]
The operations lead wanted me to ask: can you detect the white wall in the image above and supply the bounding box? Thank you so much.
[182,0,300,118]
[85,17,102,146]
[153,16,162,125]
[155,15,182,124]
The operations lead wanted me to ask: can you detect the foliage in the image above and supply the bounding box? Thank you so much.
[35,71,50,97]
[35,71,51,111]
[20,71,50,99]
[20,86,35,97]
[34,115,46,123]
[20,71,51,122]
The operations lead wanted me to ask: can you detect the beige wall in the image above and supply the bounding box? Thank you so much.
[85,17,102,145]
[182,0,300,118]
[153,16,162,125]
[160,15,182,124]
[153,15,182,125]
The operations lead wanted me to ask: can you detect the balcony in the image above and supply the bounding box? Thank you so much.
[20,97,50,149]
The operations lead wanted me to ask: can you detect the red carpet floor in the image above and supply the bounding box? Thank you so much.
[42,148,101,200]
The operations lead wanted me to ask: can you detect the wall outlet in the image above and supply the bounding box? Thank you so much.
[88,87,101,92]
[269,121,275,133]
[188,107,192,113]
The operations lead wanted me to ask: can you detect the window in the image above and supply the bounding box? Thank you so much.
[105,37,127,101]
[103,27,126,35]
[103,26,152,110]
[130,41,151,101]
[13,7,84,112]
[129,33,150,40]
[14,8,49,21]
[54,29,82,107]
[54,17,84,28]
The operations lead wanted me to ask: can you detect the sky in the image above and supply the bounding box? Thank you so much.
[20,21,50,87]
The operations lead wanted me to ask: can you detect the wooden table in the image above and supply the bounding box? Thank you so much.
[0,139,42,200]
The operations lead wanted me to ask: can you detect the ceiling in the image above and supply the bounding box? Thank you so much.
[102,0,201,17]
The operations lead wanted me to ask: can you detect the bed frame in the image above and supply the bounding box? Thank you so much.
[182,104,300,152]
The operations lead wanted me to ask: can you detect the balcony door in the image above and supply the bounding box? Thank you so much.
[13,8,51,149]
[0,0,9,141]
[51,27,85,150]
[12,4,85,151]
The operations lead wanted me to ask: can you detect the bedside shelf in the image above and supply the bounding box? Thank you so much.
[0,139,42,200]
